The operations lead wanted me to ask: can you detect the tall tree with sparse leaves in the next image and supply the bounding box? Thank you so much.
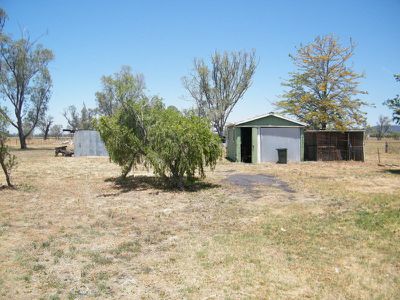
[38,115,53,140]
[63,103,96,130]
[183,50,257,138]
[49,124,63,138]
[383,74,400,124]
[275,35,368,130]
[0,10,53,149]
[0,9,6,34]
[376,115,391,140]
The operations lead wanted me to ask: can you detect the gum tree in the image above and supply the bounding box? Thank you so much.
[38,115,53,140]
[376,115,391,140]
[275,35,367,130]
[0,35,53,149]
[63,103,96,130]
[183,50,257,138]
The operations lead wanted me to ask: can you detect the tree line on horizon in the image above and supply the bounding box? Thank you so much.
[1,7,400,186]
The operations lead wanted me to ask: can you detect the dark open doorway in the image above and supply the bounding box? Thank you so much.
[241,127,252,163]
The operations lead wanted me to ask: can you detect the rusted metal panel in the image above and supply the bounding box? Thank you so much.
[304,131,364,161]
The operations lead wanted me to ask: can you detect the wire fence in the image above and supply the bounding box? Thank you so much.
[7,136,73,147]
[365,139,400,154]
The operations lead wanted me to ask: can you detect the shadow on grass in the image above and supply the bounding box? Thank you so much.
[9,147,56,151]
[384,169,400,175]
[0,183,38,192]
[105,175,220,193]
[0,185,16,190]
[225,156,236,162]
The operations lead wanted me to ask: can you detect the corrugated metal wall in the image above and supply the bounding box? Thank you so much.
[74,130,108,157]
[260,128,301,162]
[226,127,236,161]
[251,127,258,163]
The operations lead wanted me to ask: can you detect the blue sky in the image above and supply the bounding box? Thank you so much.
[1,0,400,128]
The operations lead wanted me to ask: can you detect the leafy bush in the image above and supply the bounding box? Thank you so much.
[96,99,221,188]
[147,107,221,188]
[0,131,17,187]
[0,115,17,187]
[96,114,143,177]
[96,99,153,177]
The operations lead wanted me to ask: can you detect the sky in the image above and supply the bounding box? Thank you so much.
[1,0,400,129]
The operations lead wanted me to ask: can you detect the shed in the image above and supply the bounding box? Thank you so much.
[226,113,307,163]
[304,130,365,161]
[73,130,108,157]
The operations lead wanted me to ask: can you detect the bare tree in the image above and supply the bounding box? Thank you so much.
[376,115,391,140]
[383,74,400,124]
[0,9,6,34]
[38,115,53,140]
[0,33,54,149]
[49,124,63,139]
[183,50,257,138]
[63,105,80,130]
[63,103,96,130]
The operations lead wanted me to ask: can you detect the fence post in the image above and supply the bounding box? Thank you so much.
[377,148,381,164]
[385,141,388,153]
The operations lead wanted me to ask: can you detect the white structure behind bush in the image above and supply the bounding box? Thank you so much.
[73,130,108,157]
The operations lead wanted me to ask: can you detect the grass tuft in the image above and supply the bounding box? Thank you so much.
[88,252,113,265]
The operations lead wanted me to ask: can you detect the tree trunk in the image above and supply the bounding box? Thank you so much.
[17,118,27,149]
[18,129,27,149]
[0,159,12,187]
[0,139,12,187]
[215,123,224,139]
[172,175,184,190]
[121,160,134,178]
[170,166,185,190]
[43,123,51,140]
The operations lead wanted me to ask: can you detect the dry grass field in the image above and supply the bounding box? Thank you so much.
[0,138,399,299]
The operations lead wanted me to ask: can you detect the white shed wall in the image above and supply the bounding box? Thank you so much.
[74,130,108,157]
[260,128,301,162]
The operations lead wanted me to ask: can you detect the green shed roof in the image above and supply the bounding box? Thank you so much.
[228,113,307,127]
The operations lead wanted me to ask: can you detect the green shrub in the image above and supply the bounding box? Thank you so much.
[0,118,17,187]
[147,108,221,188]
[96,112,144,178]
[96,99,221,188]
